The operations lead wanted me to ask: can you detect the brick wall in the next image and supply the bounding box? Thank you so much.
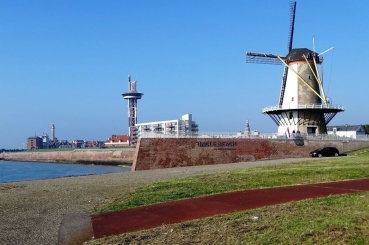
[132,138,369,171]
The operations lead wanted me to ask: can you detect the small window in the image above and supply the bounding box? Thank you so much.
[289,111,293,119]
[291,97,294,102]
[308,75,311,79]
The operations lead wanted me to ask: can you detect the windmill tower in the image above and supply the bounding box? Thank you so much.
[246,1,344,136]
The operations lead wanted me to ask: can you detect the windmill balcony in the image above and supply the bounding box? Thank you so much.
[262,104,344,113]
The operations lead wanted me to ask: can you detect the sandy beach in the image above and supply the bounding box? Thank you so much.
[0,158,314,245]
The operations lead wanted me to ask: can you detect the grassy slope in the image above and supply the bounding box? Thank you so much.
[90,147,369,244]
[98,148,369,213]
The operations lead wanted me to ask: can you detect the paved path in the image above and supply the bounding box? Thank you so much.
[91,178,369,239]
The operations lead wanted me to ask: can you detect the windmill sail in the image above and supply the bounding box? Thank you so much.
[246,52,282,65]
[279,1,297,106]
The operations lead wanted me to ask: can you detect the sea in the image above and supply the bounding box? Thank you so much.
[0,160,131,183]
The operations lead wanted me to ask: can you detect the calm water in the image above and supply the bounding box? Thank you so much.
[0,161,130,183]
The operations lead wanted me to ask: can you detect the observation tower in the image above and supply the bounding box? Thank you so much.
[122,75,144,145]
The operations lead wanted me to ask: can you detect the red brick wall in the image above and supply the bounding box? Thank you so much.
[132,138,369,171]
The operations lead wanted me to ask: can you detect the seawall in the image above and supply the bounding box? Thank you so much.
[3,138,369,171]
[1,149,135,165]
[132,138,369,171]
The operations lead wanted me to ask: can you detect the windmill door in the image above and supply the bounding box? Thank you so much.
[307,126,317,134]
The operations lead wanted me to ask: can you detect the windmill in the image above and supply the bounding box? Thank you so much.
[246,1,344,137]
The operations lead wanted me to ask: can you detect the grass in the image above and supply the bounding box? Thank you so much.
[97,147,369,213]
[90,146,369,245]
[91,193,369,245]
[30,148,75,152]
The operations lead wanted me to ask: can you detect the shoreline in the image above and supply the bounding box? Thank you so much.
[0,161,132,184]
[1,158,133,166]
[0,158,314,245]
[0,170,130,184]
[1,148,135,167]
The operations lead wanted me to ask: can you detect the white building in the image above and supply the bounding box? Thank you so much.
[327,125,367,139]
[136,114,198,138]
[40,133,50,149]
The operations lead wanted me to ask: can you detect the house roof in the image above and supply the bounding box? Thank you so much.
[327,125,363,132]
[106,135,129,143]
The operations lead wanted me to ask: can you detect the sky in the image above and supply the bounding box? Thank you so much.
[1,0,368,149]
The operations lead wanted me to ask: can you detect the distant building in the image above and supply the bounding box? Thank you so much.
[105,135,130,147]
[135,114,199,138]
[327,125,367,139]
[71,140,85,148]
[85,140,105,148]
[244,119,251,137]
[40,133,50,149]
[27,136,43,150]
[59,140,72,148]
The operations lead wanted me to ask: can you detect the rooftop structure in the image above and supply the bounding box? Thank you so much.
[122,75,144,146]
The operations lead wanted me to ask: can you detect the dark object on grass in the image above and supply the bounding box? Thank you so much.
[310,147,339,157]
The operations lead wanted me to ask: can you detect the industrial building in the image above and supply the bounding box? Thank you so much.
[136,114,198,138]
[26,136,43,150]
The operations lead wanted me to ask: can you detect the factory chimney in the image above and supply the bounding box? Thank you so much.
[51,123,55,141]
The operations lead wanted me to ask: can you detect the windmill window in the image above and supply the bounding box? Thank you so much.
[289,111,293,119]
[291,97,294,102]
[308,75,311,80]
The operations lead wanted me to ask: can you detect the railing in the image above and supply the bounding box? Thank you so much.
[262,104,344,113]
[138,131,369,141]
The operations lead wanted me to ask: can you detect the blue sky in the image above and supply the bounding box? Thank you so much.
[1,0,368,149]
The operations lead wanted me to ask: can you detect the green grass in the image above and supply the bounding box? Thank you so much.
[91,193,369,245]
[98,147,369,214]
[90,147,369,244]
[30,148,75,152]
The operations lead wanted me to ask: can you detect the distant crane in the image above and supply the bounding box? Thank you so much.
[246,1,343,136]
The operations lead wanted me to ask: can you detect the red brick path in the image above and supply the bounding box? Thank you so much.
[91,179,369,239]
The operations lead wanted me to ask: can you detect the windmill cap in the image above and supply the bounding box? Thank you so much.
[286,48,321,63]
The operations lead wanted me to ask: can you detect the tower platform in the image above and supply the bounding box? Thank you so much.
[262,103,344,134]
